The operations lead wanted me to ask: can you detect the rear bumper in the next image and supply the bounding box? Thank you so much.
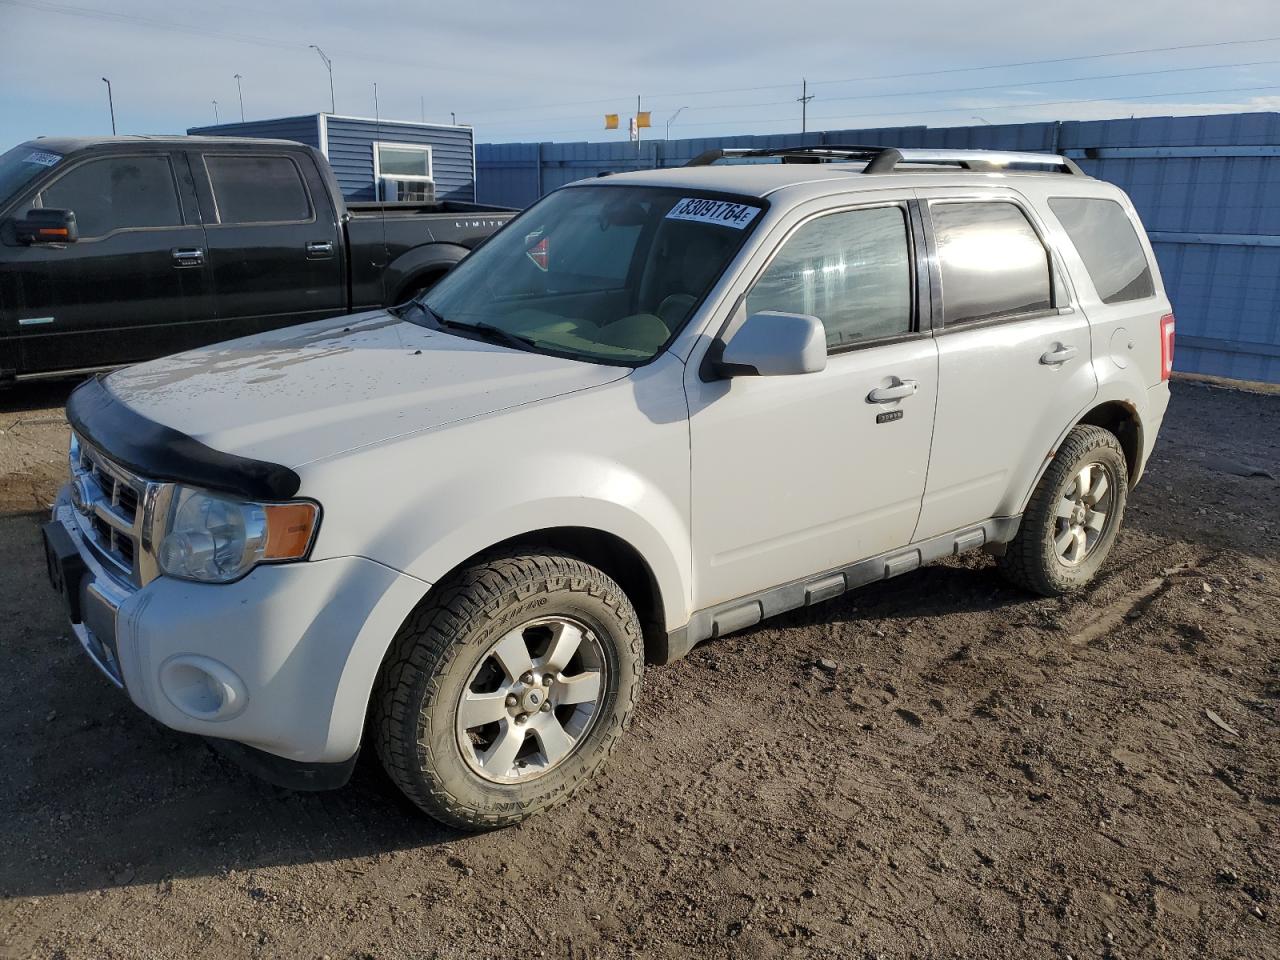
[1135,381,1172,485]
[47,490,429,773]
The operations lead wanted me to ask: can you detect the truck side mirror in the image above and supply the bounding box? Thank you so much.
[711,310,827,378]
[17,209,79,244]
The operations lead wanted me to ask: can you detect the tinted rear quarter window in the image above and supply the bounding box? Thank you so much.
[931,201,1052,325]
[205,155,311,224]
[38,156,181,238]
[1049,197,1155,304]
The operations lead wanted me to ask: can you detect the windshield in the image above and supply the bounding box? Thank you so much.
[0,144,62,209]
[422,185,765,364]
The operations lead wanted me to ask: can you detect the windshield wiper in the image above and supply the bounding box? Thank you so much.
[436,317,542,353]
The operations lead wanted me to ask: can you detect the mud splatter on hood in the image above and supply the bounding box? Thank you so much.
[105,310,629,468]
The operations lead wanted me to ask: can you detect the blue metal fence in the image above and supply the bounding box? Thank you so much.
[477,112,1280,382]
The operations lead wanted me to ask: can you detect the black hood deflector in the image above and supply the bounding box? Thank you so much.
[66,375,301,500]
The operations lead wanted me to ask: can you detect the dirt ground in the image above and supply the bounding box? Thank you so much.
[0,377,1277,960]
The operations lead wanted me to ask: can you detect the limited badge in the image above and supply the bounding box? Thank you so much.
[665,197,761,230]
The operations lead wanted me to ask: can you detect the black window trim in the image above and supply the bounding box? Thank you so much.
[27,152,189,242]
[1047,194,1159,306]
[201,152,316,228]
[734,196,928,359]
[922,194,1077,335]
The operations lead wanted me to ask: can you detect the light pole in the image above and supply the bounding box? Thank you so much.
[101,77,116,135]
[212,99,220,124]
[665,106,688,140]
[310,44,335,113]
[234,74,244,121]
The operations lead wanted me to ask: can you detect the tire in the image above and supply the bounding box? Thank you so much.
[372,549,643,829]
[998,424,1129,596]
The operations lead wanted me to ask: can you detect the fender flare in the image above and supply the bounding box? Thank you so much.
[382,242,472,305]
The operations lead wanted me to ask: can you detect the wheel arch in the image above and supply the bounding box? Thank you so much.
[382,242,471,305]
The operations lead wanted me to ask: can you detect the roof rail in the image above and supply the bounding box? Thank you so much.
[684,144,1087,176]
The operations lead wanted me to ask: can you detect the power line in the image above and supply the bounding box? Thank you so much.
[462,34,1280,120]
[477,83,1280,141]
[476,58,1280,127]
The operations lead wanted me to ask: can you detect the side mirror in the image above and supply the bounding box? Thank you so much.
[714,310,827,378]
[17,209,78,244]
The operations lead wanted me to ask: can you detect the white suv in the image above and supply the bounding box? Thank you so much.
[43,146,1174,827]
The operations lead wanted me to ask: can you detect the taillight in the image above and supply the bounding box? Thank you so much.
[1160,313,1175,381]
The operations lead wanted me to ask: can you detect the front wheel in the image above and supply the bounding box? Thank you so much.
[372,550,643,829]
[998,424,1129,596]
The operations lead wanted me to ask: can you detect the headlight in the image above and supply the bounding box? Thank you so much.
[156,485,320,584]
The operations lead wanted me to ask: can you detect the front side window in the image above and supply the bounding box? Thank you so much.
[421,186,764,364]
[1049,197,1155,304]
[35,156,181,238]
[205,155,311,224]
[746,205,912,350]
[931,201,1052,325]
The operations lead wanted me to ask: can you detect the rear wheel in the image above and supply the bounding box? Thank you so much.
[998,425,1129,596]
[372,549,643,829]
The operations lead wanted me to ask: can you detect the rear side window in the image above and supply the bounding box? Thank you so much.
[37,156,181,238]
[1049,197,1155,304]
[205,155,311,224]
[931,201,1052,325]
[746,205,913,350]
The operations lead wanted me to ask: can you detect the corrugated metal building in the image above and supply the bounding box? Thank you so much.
[476,112,1280,384]
[188,113,477,202]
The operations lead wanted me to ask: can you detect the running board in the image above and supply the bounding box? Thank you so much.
[660,516,1022,663]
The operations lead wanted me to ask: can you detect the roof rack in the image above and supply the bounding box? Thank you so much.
[684,145,1087,176]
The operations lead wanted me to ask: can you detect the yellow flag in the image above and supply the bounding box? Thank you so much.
[636,111,651,129]
[604,114,619,130]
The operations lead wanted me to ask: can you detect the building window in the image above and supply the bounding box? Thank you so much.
[374,142,434,202]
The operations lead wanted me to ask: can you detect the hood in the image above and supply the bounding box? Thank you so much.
[104,311,630,468]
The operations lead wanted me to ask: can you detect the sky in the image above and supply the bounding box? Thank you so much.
[2,0,1280,147]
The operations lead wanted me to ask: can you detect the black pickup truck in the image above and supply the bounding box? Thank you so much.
[0,136,514,381]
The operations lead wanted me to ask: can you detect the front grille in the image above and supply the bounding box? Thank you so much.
[70,433,149,586]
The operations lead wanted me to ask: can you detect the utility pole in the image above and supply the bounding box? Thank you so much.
[636,94,642,158]
[797,78,814,135]
[101,77,116,135]
[451,111,457,125]
[420,96,425,123]
[310,44,335,113]
[212,99,220,124]
[234,74,245,121]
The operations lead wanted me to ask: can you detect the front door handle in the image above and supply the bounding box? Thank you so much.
[171,247,205,268]
[306,240,335,259]
[867,378,918,403]
[1040,343,1079,365]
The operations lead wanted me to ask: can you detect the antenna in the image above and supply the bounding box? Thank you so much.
[373,82,390,303]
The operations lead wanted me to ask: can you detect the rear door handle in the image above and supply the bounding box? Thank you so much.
[171,247,205,268]
[1040,343,1079,365]
[306,240,335,259]
[866,378,918,403]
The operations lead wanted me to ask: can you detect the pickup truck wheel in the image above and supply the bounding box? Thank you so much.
[998,424,1129,596]
[372,550,643,829]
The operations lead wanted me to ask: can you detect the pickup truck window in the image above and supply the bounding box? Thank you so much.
[423,185,763,364]
[205,155,311,224]
[1049,197,1155,304]
[746,205,912,350]
[931,201,1053,325]
[32,155,181,238]
[0,144,62,208]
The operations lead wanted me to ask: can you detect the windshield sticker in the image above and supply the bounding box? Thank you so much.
[25,151,61,167]
[665,197,760,230]
[525,230,549,272]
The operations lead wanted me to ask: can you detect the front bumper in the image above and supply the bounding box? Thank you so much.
[46,490,429,774]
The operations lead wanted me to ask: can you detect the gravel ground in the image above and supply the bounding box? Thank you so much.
[0,377,1277,960]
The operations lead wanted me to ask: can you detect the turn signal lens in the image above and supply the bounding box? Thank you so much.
[264,502,321,560]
